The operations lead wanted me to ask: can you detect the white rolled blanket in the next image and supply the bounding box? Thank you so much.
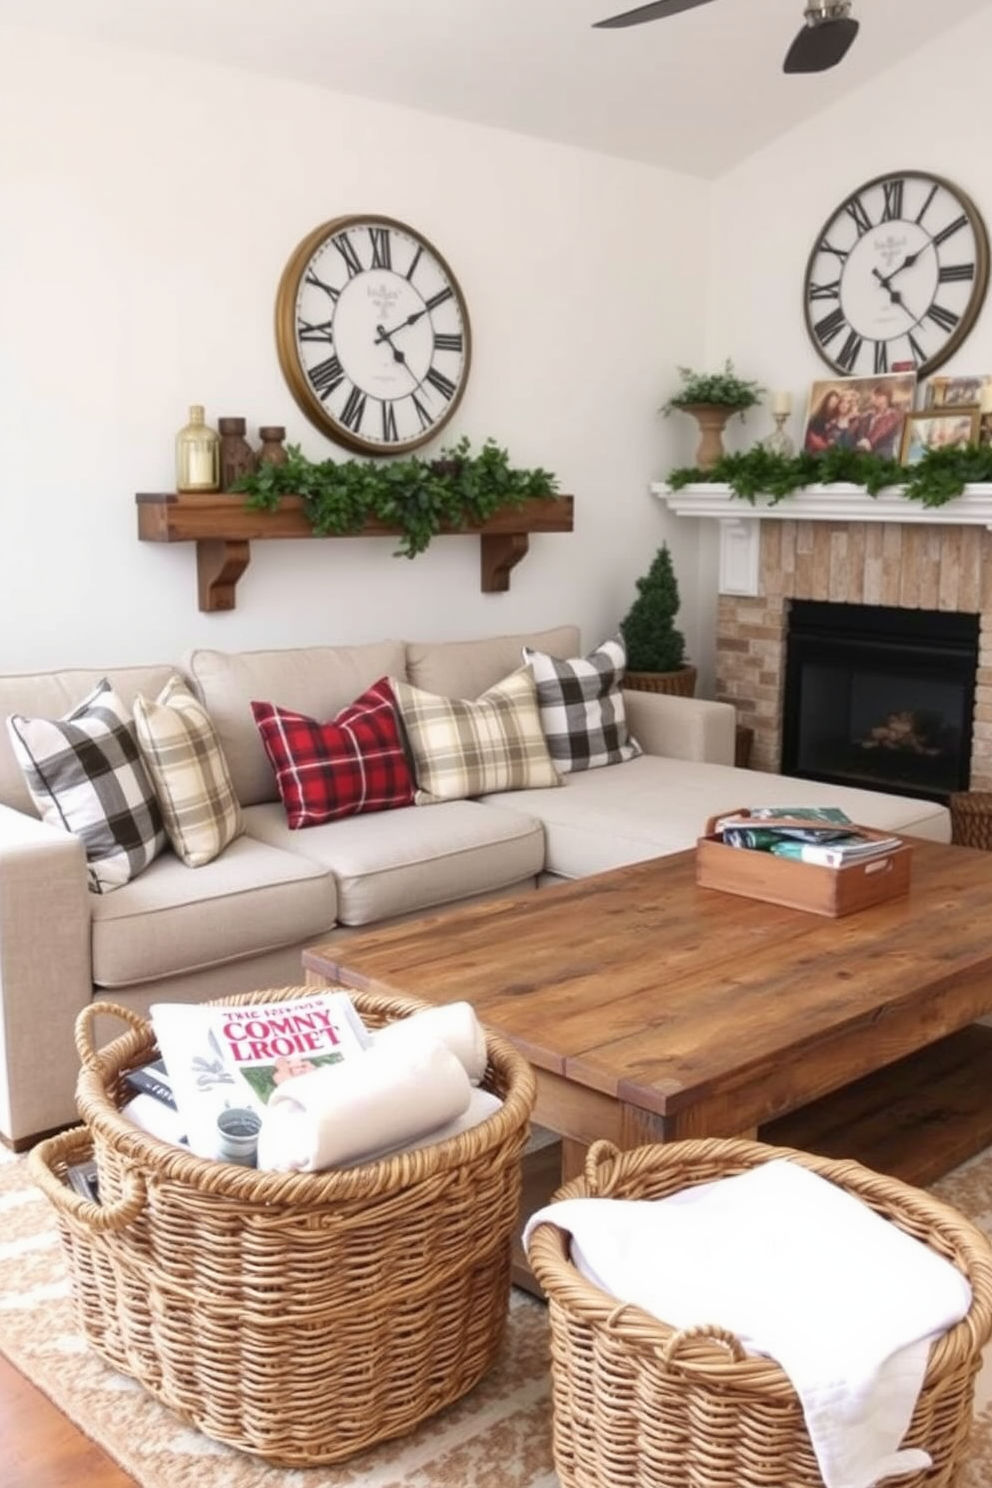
[371,1001,488,1084]
[340,1087,505,1168]
[256,1034,472,1172]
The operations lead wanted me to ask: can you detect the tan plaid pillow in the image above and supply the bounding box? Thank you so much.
[133,676,244,867]
[390,668,561,802]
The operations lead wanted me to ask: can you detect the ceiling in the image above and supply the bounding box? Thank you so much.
[3,0,989,178]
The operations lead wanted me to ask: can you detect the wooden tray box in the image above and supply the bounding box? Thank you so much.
[696,817,913,917]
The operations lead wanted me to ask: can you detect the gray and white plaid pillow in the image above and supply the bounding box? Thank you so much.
[7,678,166,893]
[133,676,244,867]
[522,636,642,772]
[390,668,561,802]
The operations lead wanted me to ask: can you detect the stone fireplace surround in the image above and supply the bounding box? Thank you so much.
[653,484,992,792]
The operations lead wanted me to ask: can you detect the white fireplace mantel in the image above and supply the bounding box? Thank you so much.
[651,481,992,596]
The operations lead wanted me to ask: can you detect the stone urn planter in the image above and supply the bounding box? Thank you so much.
[676,403,736,471]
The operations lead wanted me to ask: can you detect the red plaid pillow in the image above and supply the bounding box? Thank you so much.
[250,679,415,828]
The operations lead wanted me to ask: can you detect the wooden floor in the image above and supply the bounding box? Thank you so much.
[0,1353,135,1487]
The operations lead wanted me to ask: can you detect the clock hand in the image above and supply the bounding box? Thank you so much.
[874,245,932,291]
[872,268,915,310]
[872,267,904,306]
[374,309,428,347]
[375,324,409,366]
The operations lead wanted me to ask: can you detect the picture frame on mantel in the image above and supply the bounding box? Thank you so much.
[900,408,981,466]
[802,373,916,460]
[923,373,992,410]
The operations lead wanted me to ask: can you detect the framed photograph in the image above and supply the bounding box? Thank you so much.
[802,373,916,460]
[923,373,992,410]
[900,408,980,466]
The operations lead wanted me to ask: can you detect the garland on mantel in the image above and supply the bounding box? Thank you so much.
[234,436,559,558]
[667,441,992,508]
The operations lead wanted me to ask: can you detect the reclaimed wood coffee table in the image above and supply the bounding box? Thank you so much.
[304,841,992,1283]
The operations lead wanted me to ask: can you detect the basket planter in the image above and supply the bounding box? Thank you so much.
[949,791,992,850]
[624,664,697,697]
[526,1137,992,1488]
[30,988,536,1467]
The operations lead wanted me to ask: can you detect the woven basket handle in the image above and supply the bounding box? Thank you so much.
[583,1140,623,1196]
[661,1324,747,1365]
[28,1130,147,1233]
[75,1000,152,1073]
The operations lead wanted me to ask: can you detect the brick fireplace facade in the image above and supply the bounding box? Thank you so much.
[715,521,992,791]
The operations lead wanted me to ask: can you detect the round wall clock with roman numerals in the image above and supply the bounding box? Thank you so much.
[803,170,990,379]
[275,214,472,456]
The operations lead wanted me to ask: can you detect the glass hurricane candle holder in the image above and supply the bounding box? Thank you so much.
[763,412,795,459]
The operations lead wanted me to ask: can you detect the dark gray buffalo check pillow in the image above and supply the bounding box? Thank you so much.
[7,678,166,893]
[522,636,642,772]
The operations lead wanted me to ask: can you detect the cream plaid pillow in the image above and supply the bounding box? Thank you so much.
[133,676,244,867]
[390,668,561,802]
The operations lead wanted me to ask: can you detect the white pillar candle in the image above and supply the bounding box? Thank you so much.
[771,390,792,416]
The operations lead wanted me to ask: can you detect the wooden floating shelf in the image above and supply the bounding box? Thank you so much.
[136,490,574,612]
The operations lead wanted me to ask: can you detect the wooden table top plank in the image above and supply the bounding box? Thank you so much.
[305,839,992,1125]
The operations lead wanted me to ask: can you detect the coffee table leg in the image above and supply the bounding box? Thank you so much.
[561,1137,587,1182]
[620,1103,758,1145]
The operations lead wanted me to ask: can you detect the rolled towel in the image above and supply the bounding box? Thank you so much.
[371,1001,488,1084]
[341,1087,505,1168]
[256,1033,472,1173]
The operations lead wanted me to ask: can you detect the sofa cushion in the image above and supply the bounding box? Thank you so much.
[251,679,415,828]
[390,669,561,803]
[133,676,245,867]
[480,753,950,879]
[90,834,338,987]
[405,625,581,700]
[523,636,641,772]
[184,641,408,807]
[0,663,176,818]
[242,798,544,926]
[7,679,167,894]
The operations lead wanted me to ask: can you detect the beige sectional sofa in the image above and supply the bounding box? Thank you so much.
[0,624,950,1147]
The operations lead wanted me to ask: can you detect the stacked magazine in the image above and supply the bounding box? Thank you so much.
[144,990,372,1161]
[714,806,904,868]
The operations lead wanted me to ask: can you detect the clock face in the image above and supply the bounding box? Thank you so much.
[275,215,472,455]
[803,171,990,378]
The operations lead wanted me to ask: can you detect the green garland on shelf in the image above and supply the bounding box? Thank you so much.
[667,441,992,508]
[233,436,559,558]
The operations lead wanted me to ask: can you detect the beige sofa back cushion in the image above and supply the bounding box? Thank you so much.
[184,641,408,806]
[406,625,580,701]
[0,664,176,817]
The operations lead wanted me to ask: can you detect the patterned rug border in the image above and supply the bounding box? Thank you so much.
[0,1155,557,1488]
[5,1148,992,1487]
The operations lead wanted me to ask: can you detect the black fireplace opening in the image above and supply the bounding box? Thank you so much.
[780,600,979,804]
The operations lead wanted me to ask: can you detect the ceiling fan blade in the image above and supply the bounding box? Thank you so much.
[783,15,859,71]
[593,0,718,30]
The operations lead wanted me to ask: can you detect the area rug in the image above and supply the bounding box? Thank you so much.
[3,1149,992,1488]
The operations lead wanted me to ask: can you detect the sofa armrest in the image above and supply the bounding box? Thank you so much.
[0,804,91,1146]
[623,689,736,766]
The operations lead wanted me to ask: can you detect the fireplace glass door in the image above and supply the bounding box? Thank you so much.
[781,601,979,804]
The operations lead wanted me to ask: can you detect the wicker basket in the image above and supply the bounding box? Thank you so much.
[623,664,697,697]
[949,791,992,850]
[526,1137,992,1488]
[29,988,536,1467]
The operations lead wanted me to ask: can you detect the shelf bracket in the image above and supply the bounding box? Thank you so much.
[481,533,530,593]
[196,539,251,613]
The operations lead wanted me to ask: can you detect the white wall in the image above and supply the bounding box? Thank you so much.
[677,6,992,679]
[708,8,992,457]
[0,26,710,677]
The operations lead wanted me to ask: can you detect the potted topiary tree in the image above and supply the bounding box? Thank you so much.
[619,542,697,696]
[661,360,765,470]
